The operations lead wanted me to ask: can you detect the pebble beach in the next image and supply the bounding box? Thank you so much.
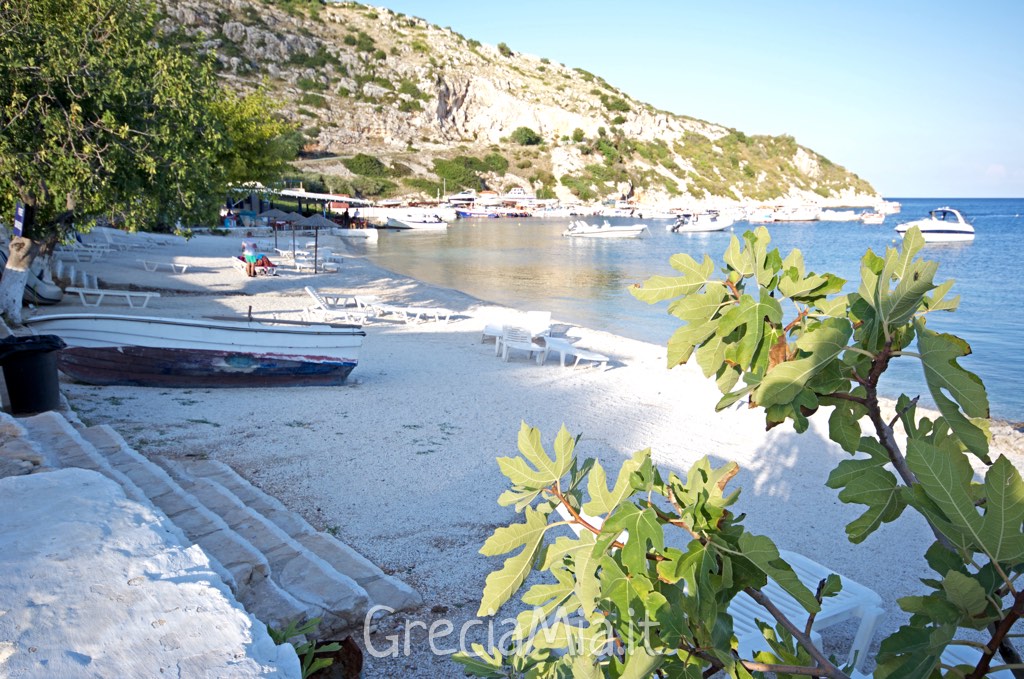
[26,230,1024,677]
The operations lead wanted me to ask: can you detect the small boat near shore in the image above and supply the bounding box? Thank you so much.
[895,206,975,242]
[562,220,648,239]
[668,211,733,233]
[23,313,365,387]
[385,214,449,230]
[860,211,885,225]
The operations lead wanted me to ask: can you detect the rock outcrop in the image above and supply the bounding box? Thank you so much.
[156,0,879,205]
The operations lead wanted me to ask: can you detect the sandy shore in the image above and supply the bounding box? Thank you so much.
[31,231,1024,677]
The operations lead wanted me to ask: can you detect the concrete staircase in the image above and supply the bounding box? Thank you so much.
[4,409,421,638]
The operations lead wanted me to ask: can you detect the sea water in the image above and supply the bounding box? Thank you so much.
[349,198,1024,421]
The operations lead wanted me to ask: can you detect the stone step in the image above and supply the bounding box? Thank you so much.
[19,412,150,505]
[77,425,309,630]
[178,458,422,614]
[0,411,54,476]
[159,457,372,637]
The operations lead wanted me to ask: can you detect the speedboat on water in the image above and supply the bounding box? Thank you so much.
[895,207,974,242]
[562,220,648,239]
[667,210,733,233]
[860,211,885,225]
[386,214,449,230]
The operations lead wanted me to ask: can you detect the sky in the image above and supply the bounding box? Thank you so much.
[369,1,1023,198]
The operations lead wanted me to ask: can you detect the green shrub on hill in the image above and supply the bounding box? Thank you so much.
[287,46,338,69]
[483,153,509,174]
[600,94,631,113]
[497,42,513,57]
[298,92,328,108]
[342,153,390,177]
[296,78,326,92]
[559,174,597,201]
[510,127,542,146]
[403,177,444,196]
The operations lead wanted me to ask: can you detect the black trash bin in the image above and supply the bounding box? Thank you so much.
[0,334,67,415]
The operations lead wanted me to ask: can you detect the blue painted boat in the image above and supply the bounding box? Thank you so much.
[23,313,364,387]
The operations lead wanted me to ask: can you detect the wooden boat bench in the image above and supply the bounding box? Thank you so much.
[138,259,188,274]
[66,287,160,308]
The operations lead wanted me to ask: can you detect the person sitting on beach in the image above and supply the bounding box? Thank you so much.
[241,238,258,277]
[254,252,277,275]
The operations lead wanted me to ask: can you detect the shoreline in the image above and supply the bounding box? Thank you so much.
[29,232,1024,677]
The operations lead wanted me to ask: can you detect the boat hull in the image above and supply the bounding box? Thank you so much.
[895,207,975,242]
[23,313,364,388]
[385,217,448,230]
[562,221,648,238]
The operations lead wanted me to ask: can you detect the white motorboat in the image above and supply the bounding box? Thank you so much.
[668,211,733,233]
[895,207,975,242]
[860,211,885,225]
[23,313,365,387]
[385,214,449,230]
[562,220,648,239]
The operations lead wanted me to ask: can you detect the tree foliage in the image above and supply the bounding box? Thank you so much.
[0,0,298,322]
[461,228,1022,678]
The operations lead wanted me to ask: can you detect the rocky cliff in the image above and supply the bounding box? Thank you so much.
[158,0,878,205]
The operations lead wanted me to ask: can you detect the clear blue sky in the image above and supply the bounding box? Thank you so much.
[373,1,1023,198]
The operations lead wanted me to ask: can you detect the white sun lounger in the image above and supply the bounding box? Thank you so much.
[372,303,454,324]
[66,287,160,308]
[553,504,882,670]
[536,336,609,368]
[138,259,188,274]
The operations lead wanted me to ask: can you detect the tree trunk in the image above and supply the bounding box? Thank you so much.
[0,236,40,325]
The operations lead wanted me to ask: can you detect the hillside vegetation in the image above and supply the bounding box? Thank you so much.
[158,0,877,204]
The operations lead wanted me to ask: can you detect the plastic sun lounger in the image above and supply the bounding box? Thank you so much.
[536,336,609,368]
[138,259,188,273]
[231,257,277,276]
[301,305,369,324]
[372,303,454,324]
[65,287,160,308]
[552,504,882,671]
[849,644,1016,679]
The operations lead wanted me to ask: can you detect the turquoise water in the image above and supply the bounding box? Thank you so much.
[349,198,1024,421]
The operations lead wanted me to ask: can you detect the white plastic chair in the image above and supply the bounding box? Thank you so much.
[501,326,544,362]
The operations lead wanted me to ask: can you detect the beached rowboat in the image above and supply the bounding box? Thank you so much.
[23,313,365,388]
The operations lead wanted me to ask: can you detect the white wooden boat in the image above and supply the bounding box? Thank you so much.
[562,220,648,239]
[23,313,365,387]
[895,207,975,242]
[385,214,449,230]
[668,211,732,233]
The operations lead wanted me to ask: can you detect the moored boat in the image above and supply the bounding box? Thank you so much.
[860,211,885,225]
[385,214,449,230]
[895,206,975,242]
[562,220,648,239]
[668,211,732,233]
[23,313,365,387]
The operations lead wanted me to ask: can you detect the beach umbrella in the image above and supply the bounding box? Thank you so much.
[261,209,301,249]
[296,213,338,272]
